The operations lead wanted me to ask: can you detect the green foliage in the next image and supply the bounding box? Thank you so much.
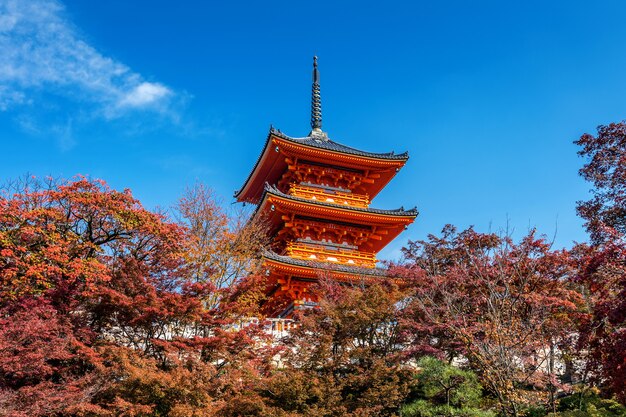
[547,389,626,417]
[414,357,482,407]
[401,357,494,417]
[401,400,495,417]
[524,405,549,417]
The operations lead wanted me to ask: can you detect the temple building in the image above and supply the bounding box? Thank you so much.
[236,57,418,317]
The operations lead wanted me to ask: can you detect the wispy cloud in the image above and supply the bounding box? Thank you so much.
[0,0,177,116]
[119,82,172,109]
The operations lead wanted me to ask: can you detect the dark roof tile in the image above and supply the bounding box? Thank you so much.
[235,127,409,198]
[270,128,409,160]
[264,183,419,217]
[263,249,389,277]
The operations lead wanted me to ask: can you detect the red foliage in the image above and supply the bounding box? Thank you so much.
[574,123,626,401]
[0,177,270,416]
[395,226,582,416]
[257,280,412,417]
[0,299,101,416]
[574,237,626,401]
[575,122,626,244]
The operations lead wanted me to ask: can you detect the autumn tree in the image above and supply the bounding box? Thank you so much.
[575,122,626,244]
[0,176,272,416]
[397,227,582,417]
[574,122,626,402]
[258,280,412,417]
[0,299,101,416]
[175,182,269,312]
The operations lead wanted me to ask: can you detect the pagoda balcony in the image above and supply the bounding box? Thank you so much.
[285,241,377,268]
[288,184,370,208]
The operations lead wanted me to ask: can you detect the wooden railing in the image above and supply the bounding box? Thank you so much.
[289,184,369,208]
[286,242,377,268]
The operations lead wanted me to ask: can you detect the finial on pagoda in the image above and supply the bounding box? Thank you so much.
[310,56,323,135]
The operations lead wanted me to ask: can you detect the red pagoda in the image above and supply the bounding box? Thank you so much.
[236,57,417,317]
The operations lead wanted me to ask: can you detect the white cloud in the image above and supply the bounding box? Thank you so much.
[119,82,172,108]
[0,0,176,115]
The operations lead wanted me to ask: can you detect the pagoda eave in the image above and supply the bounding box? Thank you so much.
[252,187,416,253]
[260,185,417,224]
[273,138,407,169]
[262,251,389,282]
[235,128,409,204]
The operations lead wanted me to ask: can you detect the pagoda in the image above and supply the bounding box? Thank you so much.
[236,57,418,317]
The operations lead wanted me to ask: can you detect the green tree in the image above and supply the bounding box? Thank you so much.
[401,357,494,417]
[548,387,626,417]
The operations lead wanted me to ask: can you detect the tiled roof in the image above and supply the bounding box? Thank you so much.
[270,127,409,161]
[264,184,419,217]
[263,249,389,277]
[234,127,409,199]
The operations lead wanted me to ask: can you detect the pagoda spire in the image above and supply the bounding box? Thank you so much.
[310,56,323,134]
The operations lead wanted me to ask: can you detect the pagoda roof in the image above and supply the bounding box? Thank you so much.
[257,184,417,253]
[263,184,418,218]
[263,249,389,278]
[270,128,409,161]
[235,127,409,204]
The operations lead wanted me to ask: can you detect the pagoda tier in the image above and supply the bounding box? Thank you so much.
[261,250,389,317]
[258,184,417,255]
[235,127,409,204]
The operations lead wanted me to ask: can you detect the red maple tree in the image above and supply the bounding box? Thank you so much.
[0,177,271,416]
[395,226,582,416]
[574,122,626,401]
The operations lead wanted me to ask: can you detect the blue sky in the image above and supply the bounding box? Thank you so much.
[1,0,625,259]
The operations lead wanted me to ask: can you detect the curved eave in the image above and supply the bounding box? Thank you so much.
[263,251,389,281]
[235,127,410,204]
[255,186,417,253]
[235,129,276,202]
[262,185,418,224]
